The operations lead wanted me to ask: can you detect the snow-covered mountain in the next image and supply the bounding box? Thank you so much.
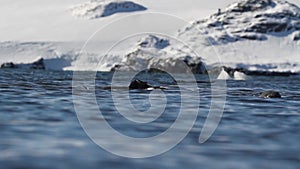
[179,0,300,45]
[109,35,206,73]
[176,0,300,73]
[1,0,300,74]
[70,0,147,19]
[105,0,300,73]
[86,35,207,73]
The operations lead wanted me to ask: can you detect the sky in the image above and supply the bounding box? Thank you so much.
[0,0,299,42]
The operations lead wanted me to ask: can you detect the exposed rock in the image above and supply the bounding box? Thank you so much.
[30,58,45,69]
[137,35,170,49]
[106,35,207,74]
[110,64,122,72]
[1,62,17,69]
[229,0,275,13]
[178,0,300,45]
[0,58,45,70]
[222,66,237,77]
[293,31,300,41]
[220,66,298,76]
[70,0,147,19]
[183,56,207,74]
[244,70,297,76]
[245,22,290,34]
[237,33,267,41]
[259,91,282,98]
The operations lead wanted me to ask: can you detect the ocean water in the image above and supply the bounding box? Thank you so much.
[0,69,300,169]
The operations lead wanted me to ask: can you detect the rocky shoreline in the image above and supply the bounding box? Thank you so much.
[1,58,298,77]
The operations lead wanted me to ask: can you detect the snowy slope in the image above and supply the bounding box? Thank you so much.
[92,34,206,73]
[177,0,300,73]
[0,42,80,70]
[70,0,147,19]
[96,0,300,73]
[178,0,300,45]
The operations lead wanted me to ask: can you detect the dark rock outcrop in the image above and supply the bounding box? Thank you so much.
[0,58,45,70]
[71,0,147,19]
[101,1,147,17]
[259,91,282,98]
[183,56,208,74]
[229,0,275,13]
[1,62,17,69]
[219,66,297,76]
[30,58,45,69]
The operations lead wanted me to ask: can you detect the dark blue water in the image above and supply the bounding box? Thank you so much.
[0,69,299,169]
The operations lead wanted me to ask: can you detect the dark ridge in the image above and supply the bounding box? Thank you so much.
[229,0,276,13]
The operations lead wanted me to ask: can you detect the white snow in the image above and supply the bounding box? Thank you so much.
[179,0,300,44]
[0,0,300,73]
[177,0,300,73]
[195,36,300,73]
[0,42,80,70]
[0,0,227,41]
